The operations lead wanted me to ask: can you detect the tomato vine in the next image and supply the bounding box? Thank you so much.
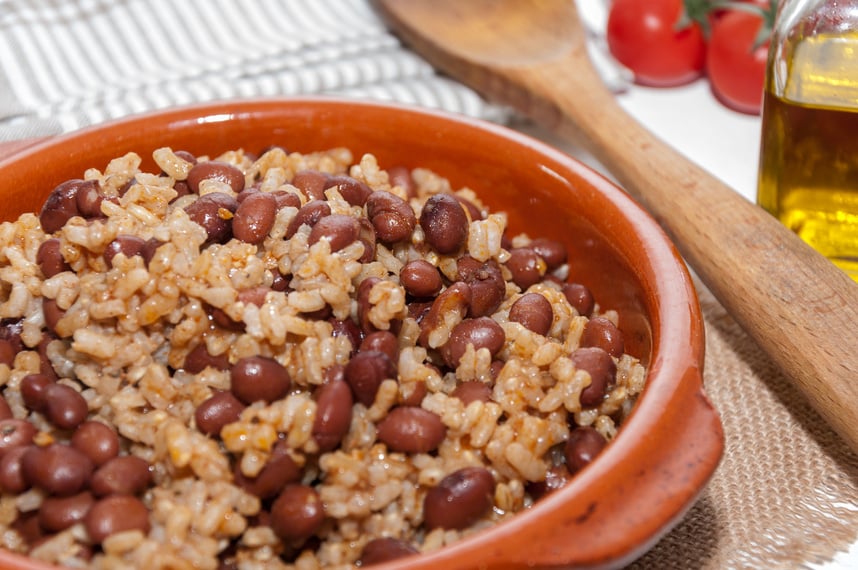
[606,0,779,114]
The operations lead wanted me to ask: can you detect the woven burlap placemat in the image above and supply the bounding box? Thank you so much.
[630,277,858,569]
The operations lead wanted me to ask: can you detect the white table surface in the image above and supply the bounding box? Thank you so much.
[617,81,762,203]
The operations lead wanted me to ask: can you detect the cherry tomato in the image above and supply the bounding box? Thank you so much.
[706,8,770,115]
[606,0,706,87]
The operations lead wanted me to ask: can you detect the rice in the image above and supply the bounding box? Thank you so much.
[0,144,647,569]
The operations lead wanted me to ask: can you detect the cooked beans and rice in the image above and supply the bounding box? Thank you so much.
[0,144,646,569]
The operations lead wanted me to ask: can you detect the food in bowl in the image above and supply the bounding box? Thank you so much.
[0,142,647,568]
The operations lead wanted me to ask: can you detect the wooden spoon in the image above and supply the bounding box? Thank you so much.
[374,0,858,453]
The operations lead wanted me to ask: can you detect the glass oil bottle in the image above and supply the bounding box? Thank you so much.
[757,0,858,280]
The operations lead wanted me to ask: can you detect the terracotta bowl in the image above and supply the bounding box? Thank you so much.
[0,98,723,569]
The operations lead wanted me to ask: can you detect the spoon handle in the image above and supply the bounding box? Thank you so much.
[517,57,858,452]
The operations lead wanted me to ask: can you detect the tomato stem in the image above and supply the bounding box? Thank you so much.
[679,0,716,34]
[685,0,777,45]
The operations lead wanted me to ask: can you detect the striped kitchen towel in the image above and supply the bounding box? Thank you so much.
[0,0,627,142]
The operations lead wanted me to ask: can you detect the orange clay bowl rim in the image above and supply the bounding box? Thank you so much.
[0,97,723,570]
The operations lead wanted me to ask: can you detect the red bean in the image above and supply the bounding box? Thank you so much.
[291,170,332,201]
[376,406,446,454]
[580,316,625,358]
[490,360,505,380]
[456,257,505,317]
[356,277,382,335]
[184,192,239,245]
[308,214,360,252]
[270,484,325,545]
[75,181,110,219]
[509,293,553,336]
[233,191,277,245]
[238,285,270,307]
[0,340,14,368]
[12,512,43,546]
[44,383,89,430]
[400,260,443,298]
[195,391,246,436]
[36,238,70,278]
[527,465,571,500]
[359,537,419,566]
[164,180,189,203]
[329,318,363,355]
[85,495,150,543]
[407,301,432,325]
[236,185,259,203]
[452,195,483,221]
[0,396,11,421]
[562,282,595,317]
[22,443,93,496]
[39,179,89,233]
[208,303,245,333]
[36,334,59,381]
[234,441,301,499]
[183,344,230,373]
[400,380,428,407]
[312,378,354,452]
[418,282,471,348]
[38,491,94,532]
[366,191,416,244]
[443,317,506,368]
[0,419,36,457]
[300,303,333,321]
[71,421,119,467]
[0,446,31,493]
[285,200,331,239]
[273,190,301,210]
[423,467,495,530]
[187,161,245,194]
[571,347,617,406]
[103,234,146,266]
[90,455,152,497]
[529,238,567,271]
[357,217,377,263]
[174,150,197,165]
[419,194,469,254]
[41,298,65,336]
[230,356,291,404]
[270,269,290,292]
[505,248,543,290]
[451,381,492,405]
[500,232,513,250]
[141,237,165,267]
[326,175,372,206]
[20,373,53,413]
[359,331,399,361]
[344,350,396,407]
[387,165,417,198]
[118,178,137,198]
[565,426,607,474]
[0,319,24,354]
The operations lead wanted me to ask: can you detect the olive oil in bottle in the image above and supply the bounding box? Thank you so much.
[758,15,858,281]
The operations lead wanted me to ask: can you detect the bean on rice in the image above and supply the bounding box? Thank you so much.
[0,144,646,569]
